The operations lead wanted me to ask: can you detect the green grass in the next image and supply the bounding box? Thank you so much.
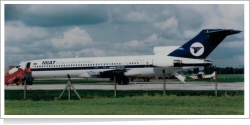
[5,90,244,101]
[5,95,244,115]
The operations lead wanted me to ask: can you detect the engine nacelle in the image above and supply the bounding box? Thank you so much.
[173,59,212,67]
[153,56,174,68]
[153,55,213,68]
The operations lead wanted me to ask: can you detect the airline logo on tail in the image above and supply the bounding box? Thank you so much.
[190,42,204,57]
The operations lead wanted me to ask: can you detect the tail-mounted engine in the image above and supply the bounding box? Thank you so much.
[152,55,212,68]
[153,56,174,68]
[173,59,212,67]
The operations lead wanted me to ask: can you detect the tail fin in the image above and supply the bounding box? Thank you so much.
[168,29,241,59]
[211,71,215,77]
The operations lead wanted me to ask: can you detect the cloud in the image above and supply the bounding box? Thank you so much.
[144,34,158,43]
[110,5,167,24]
[118,34,169,55]
[51,27,92,50]
[217,4,244,20]
[183,30,200,39]
[174,4,244,30]
[5,25,120,61]
[125,12,153,23]
[78,48,107,57]
[5,21,50,44]
[5,46,23,54]
[5,4,109,27]
[125,40,142,48]
[5,26,94,61]
[220,41,244,48]
[154,17,178,30]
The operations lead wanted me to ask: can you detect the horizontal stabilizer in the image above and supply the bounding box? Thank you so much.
[172,72,186,83]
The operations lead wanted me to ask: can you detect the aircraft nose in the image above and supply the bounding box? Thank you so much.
[228,29,241,35]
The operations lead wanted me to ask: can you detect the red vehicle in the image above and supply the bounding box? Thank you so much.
[5,68,32,86]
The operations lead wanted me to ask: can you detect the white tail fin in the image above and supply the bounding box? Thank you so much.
[203,71,216,79]
[211,71,215,77]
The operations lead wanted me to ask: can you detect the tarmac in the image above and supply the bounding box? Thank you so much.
[4,80,244,90]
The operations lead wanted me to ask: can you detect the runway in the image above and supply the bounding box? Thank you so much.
[4,80,244,90]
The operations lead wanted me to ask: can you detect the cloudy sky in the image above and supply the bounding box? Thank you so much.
[3,3,245,68]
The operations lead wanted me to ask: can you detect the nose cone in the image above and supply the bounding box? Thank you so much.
[228,29,241,35]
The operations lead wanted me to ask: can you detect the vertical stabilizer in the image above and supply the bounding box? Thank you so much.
[168,29,241,59]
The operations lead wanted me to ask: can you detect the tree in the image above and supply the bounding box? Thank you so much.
[204,65,215,74]
[193,68,199,74]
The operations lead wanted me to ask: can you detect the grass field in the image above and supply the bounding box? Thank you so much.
[5,94,244,115]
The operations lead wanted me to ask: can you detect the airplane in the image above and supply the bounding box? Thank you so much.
[189,71,215,80]
[12,29,241,85]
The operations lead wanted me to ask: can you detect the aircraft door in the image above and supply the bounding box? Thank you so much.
[26,62,31,68]
[25,62,33,85]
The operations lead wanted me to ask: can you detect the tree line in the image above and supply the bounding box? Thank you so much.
[203,65,244,74]
[184,65,244,74]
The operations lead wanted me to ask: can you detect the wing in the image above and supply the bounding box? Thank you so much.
[78,68,127,78]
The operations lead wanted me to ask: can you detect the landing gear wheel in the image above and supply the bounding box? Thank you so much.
[116,77,122,85]
[147,77,150,82]
[131,78,134,82]
[121,77,129,85]
[27,81,33,85]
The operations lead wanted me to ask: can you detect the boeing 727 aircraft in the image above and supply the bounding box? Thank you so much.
[14,29,241,85]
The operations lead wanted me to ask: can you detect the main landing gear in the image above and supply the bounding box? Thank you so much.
[111,75,129,85]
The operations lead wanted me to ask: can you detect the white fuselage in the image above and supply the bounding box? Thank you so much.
[20,55,204,79]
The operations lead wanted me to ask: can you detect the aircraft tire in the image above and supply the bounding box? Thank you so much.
[27,81,33,85]
[121,77,129,85]
[116,77,122,85]
[147,77,150,82]
[131,78,134,82]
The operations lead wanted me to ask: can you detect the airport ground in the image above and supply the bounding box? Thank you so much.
[4,80,244,91]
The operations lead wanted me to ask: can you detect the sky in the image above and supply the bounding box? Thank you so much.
[3,3,245,68]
